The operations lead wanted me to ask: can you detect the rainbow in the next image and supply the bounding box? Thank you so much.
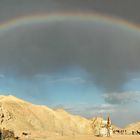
[0,12,140,33]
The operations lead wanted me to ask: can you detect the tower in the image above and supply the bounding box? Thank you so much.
[107,114,112,137]
[107,114,111,128]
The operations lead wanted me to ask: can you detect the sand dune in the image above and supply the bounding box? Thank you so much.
[125,122,140,134]
[0,95,139,140]
[0,95,94,136]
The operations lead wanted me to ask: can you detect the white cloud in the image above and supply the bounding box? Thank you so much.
[54,103,140,127]
[53,103,140,127]
[53,103,117,118]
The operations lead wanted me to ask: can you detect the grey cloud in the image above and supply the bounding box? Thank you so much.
[0,0,140,104]
[1,0,140,24]
[0,18,140,92]
[103,91,140,104]
[0,0,140,127]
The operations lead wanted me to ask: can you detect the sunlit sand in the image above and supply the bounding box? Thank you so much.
[20,134,140,140]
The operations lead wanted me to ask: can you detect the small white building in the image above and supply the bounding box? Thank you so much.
[94,115,113,137]
[99,127,108,137]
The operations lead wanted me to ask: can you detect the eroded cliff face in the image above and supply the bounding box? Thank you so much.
[0,104,13,124]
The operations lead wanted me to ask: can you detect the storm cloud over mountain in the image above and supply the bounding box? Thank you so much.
[0,17,140,94]
[0,0,140,96]
[0,0,140,127]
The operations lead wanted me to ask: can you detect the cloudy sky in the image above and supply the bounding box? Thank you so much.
[0,0,140,127]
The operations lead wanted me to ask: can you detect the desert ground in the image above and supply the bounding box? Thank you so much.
[0,96,139,140]
[20,135,140,140]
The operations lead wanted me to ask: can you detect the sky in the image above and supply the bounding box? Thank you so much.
[0,0,140,127]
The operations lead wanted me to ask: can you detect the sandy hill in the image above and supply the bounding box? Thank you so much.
[0,95,123,137]
[0,95,97,136]
[125,122,140,133]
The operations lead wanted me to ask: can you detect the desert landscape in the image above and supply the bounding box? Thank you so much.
[0,1,140,140]
[0,95,139,140]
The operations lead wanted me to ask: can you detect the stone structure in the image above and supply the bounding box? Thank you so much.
[94,115,113,137]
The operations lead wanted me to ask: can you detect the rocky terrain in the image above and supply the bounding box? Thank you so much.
[0,95,139,140]
[0,95,98,137]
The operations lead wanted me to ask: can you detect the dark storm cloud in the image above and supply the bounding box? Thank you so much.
[0,18,140,94]
[1,0,140,24]
[1,0,140,104]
